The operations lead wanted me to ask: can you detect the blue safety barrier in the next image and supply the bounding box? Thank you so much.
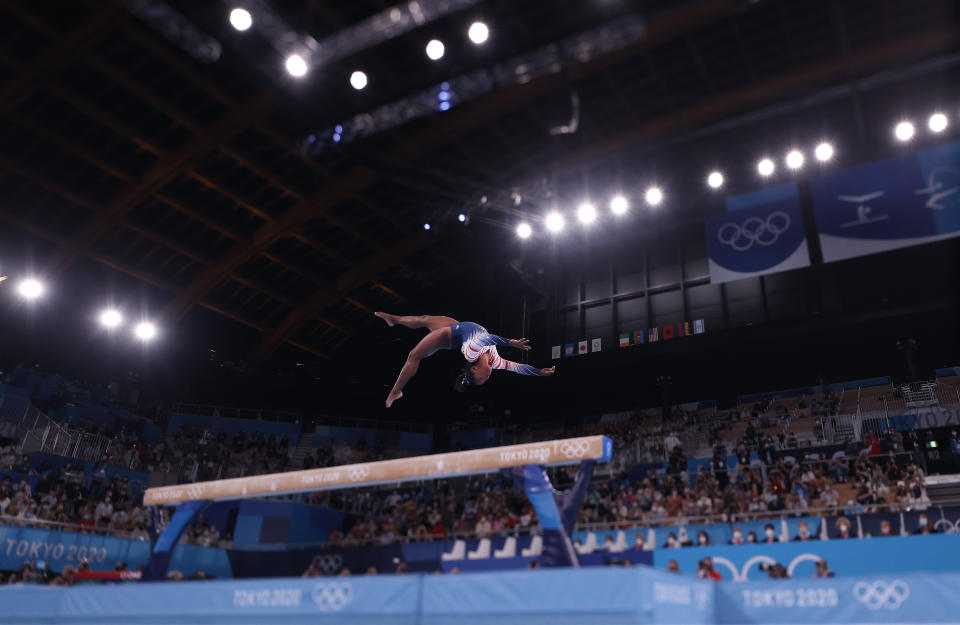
[4,566,960,625]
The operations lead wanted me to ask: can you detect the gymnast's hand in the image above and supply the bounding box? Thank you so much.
[540,367,556,376]
[509,338,531,351]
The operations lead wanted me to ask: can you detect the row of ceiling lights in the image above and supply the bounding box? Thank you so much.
[5,278,158,342]
[422,110,954,237]
[228,7,489,87]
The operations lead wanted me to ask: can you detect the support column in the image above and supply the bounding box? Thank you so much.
[143,500,209,581]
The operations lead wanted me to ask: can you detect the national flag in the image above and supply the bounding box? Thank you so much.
[677,322,686,337]
[693,319,706,334]
[683,321,692,336]
[591,338,602,353]
[551,345,561,360]
[564,343,575,357]
[648,328,659,342]
[619,333,630,347]
[662,324,675,340]
[635,330,645,345]
[578,340,588,355]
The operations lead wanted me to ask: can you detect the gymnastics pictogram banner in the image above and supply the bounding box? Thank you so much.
[811,140,960,262]
[706,182,811,284]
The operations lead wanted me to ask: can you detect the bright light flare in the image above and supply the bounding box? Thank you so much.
[785,149,805,170]
[468,21,489,44]
[426,39,445,60]
[17,279,44,300]
[545,212,565,233]
[609,195,629,215]
[350,70,367,90]
[99,309,123,329]
[707,171,724,189]
[516,222,532,239]
[928,112,948,133]
[423,223,431,231]
[229,8,252,31]
[644,187,663,206]
[757,158,775,177]
[134,322,157,341]
[894,120,915,142]
[814,142,834,162]
[577,202,597,224]
[285,54,308,77]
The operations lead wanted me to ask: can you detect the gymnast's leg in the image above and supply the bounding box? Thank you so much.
[385,326,452,408]
[375,312,458,331]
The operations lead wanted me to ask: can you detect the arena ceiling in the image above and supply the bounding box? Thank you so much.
[0,0,956,366]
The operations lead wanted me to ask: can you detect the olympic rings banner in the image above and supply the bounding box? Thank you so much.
[706,183,811,284]
[811,140,960,263]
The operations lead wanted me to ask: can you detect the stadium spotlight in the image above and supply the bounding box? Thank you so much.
[229,8,252,31]
[545,211,565,233]
[134,322,157,342]
[350,70,368,90]
[285,54,308,78]
[457,213,467,223]
[425,39,445,61]
[577,202,597,224]
[785,149,805,170]
[644,186,663,206]
[468,21,489,44]
[99,309,123,329]
[757,158,775,177]
[609,195,629,215]
[423,222,431,231]
[516,222,532,239]
[814,142,834,162]
[707,171,724,189]
[928,112,948,133]
[17,278,44,300]
[894,120,915,142]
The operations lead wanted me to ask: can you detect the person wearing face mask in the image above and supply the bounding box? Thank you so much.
[834,516,854,539]
[729,527,744,545]
[664,532,680,549]
[762,523,777,543]
[633,534,645,551]
[746,530,758,543]
[914,513,937,535]
[877,519,895,536]
[696,530,711,546]
[792,520,816,541]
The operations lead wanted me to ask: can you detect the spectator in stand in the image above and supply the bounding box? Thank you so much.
[762,523,777,543]
[664,532,680,549]
[746,530,758,544]
[793,520,816,541]
[633,534,645,551]
[729,527,744,545]
[696,530,711,547]
[876,519,895,537]
[696,558,722,581]
[833,517,855,539]
[914,513,937,535]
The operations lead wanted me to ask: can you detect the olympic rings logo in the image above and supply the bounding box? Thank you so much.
[311,581,353,611]
[712,553,823,582]
[560,440,590,458]
[717,211,791,252]
[853,580,910,610]
[186,485,204,498]
[311,554,343,574]
[347,466,370,482]
[933,518,960,534]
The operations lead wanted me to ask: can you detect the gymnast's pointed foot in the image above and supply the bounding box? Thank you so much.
[375,312,396,327]
[385,390,403,408]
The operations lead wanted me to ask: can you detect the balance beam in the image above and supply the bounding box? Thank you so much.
[143,435,612,506]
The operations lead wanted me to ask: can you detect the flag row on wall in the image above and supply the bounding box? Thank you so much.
[551,320,706,359]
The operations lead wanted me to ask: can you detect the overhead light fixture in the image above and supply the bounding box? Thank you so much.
[17,279,44,300]
[285,54,308,78]
[545,212,565,233]
[458,213,467,223]
[99,309,123,329]
[645,187,663,206]
[757,158,775,177]
[785,149,805,170]
[707,171,724,189]
[425,39,445,61]
[577,202,597,224]
[350,70,367,90]
[609,195,629,215]
[894,120,915,142]
[468,21,489,44]
[928,112,948,133]
[516,222,532,239]
[229,7,252,32]
[423,223,431,231]
[814,142,834,162]
[134,322,157,342]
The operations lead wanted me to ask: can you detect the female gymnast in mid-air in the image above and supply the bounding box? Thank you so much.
[375,312,556,408]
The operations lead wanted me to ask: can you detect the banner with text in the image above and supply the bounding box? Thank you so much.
[811,140,960,262]
[707,183,810,284]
